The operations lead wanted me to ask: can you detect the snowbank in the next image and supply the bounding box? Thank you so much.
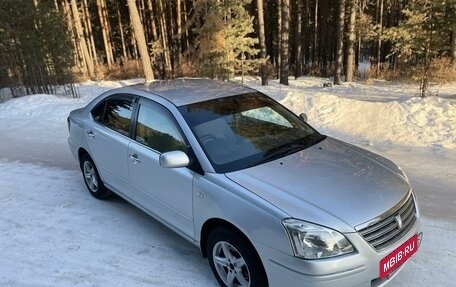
[245,77,456,149]
[0,78,142,119]
[282,93,456,148]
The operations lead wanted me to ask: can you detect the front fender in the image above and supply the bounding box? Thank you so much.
[193,173,291,257]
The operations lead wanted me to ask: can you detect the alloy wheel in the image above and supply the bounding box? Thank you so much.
[212,241,251,287]
[83,161,98,192]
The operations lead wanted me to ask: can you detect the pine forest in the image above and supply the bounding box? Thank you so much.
[0,0,455,97]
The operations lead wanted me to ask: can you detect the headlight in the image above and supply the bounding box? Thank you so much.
[282,219,354,259]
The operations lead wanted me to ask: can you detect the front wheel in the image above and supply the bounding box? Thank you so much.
[207,228,268,287]
[80,154,111,199]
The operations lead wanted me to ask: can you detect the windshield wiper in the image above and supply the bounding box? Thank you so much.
[248,134,325,168]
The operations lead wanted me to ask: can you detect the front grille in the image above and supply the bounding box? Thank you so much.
[357,193,417,251]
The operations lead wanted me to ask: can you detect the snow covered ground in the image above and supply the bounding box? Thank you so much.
[0,77,455,286]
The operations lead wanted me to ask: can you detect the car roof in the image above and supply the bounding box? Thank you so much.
[129,78,257,106]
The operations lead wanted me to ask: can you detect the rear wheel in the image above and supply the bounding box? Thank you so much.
[80,154,111,199]
[207,228,268,287]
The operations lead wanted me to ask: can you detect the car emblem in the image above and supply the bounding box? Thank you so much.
[395,215,403,229]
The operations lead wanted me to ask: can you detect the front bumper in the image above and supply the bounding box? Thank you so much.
[258,219,421,287]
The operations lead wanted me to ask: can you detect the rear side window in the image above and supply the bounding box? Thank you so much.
[92,96,135,136]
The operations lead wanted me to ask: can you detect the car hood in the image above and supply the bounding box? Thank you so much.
[225,137,410,231]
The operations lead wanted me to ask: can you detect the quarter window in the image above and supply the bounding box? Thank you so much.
[91,96,135,136]
[135,103,187,153]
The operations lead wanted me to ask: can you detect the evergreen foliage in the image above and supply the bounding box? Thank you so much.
[382,0,456,95]
[192,0,261,81]
[384,0,456,63]
[0,0,74,96]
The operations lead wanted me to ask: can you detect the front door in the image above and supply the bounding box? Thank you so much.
[128,99,194,238]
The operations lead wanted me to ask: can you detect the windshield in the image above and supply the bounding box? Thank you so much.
[178,92,325,173]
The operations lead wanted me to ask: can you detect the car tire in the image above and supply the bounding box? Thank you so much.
[207,227,268,287]
[80,154,111,199]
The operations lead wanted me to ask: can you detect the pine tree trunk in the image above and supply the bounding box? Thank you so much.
[280,0,290,85]
[116,1,128,60]
[294,0,302,79]
[82,0,98,67]
[166,1,175,39]
[70,0,95,78]
[157,0,173,78]
[130,16,139,61]
[182,0,190,51]
[334,0,346,85]
[320,1,329,77]
[127,0,154,82]
[138,0,145,30]
[166,0,177,71]
[356,0,364,73]
[96,0,114,68]
[303,0,310,70]
[62,0,81,70]
[345,0,357,82]
[376,0,384,75]
[102,0,115,64]
[176,0,182,66]
[257,0,268,85]
[452,26,456,66]
[277,0,282,79]
[146,0,159,41]
[313,0,318,65]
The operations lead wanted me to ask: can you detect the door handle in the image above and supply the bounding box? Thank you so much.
[129,154,141,164]
[87,130,95,139]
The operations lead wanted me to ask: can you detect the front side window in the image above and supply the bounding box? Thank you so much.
[179,93,324,173]
[92,95,135,136]
[135,103,187,153]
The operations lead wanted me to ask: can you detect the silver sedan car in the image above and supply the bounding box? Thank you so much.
[68,79,422,287]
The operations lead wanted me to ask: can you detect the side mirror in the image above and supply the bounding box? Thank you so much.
[159,151,190,168]
[299,113,308,122]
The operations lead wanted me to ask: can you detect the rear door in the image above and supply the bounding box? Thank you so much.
[128,98,194,238]
[86,94,136,199]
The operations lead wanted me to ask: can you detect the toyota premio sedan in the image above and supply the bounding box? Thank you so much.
[68,79,422,287]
